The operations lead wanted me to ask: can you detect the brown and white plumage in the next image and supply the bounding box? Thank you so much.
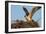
[23,6,41,27]
[23,6,41,21]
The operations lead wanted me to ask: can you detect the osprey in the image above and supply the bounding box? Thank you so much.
[23,6,41,22]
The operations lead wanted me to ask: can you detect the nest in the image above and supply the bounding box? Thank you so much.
[11,20,39,28]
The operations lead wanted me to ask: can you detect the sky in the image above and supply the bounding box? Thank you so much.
[11,5,42,26]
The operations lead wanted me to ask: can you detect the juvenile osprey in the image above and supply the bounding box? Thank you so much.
[23,6,41,22]
[23,6,41,27]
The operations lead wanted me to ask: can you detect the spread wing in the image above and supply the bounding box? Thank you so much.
[32,6,41,16]
[23,7,29,16]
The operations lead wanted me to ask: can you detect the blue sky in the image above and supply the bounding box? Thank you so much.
[11,5,42,26]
